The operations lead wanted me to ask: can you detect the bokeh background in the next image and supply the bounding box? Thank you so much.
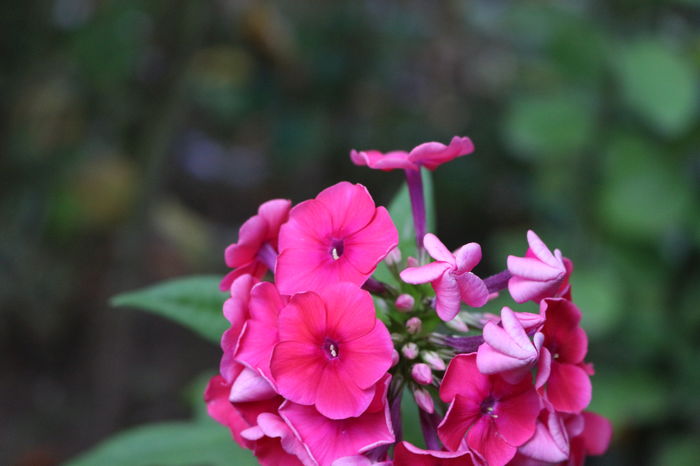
[2,0,700,464]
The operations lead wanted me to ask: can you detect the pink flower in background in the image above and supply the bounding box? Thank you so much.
[276,182,398,295]
[279,375,395,466]
[537,298,591,413]
[400,233,488,321]
[220,199,291,291]
[477,307,544,382]
[393,441,480,466]
[438,354,540,466]
[507,230,570,303]
[234,281,288,383]
[350,136,475,172]
[270,283,394,419]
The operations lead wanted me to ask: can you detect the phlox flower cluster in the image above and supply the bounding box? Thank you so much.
[206,137,611,465]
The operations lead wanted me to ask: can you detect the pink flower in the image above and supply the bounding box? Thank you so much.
[276,182,398,295]
[350,136,475,172]
[476,307,544,382]
[393,441,481,466]
[220,274,257,382]
[514,404,570,464]
[400,233,489,321]
[566,411,612,465]
[537,298,591,413]
[240,413,313,466]
[220,199,291,291]
[438,354,540,466]
[270,282,394,419]
[279,375,395,466]
[507,230,571,303]
[234,281,288,383]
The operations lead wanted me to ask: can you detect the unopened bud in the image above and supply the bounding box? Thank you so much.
[394,294,415,311]
[411,363,433,385]
[406,317,422,335]
[391,349,400,367]
[413,388,435,413]
[401,342,419,360]
[385,247,402,266]
[422,351,446,371]
[445,315,469,333]
[407,256,419,267]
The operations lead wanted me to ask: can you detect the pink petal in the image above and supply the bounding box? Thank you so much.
[350,149,416,171]
[507,256,564,282]
[258,199,292,238]
[526,230,560,267]
[235,320,279,382]
[517,412,569,463]
[219,261,266,291]
[316,182,376,237]
[393,441,479,465]
[455,272,489,308]
[315,365,376,419]
[493,386,541,446]
[342,206,399,274]
[437,395,482,451]
[408,136,475,171]
[225,216,267,267]
[248,281,286,324]
[337,321,394,390]
[454,242,482,273]
[440,354,490,404]
[547,362,592,413]
[423,233,456,264]
[535,346,552,389]
[204,375,252,448]
[467,416,517,466]
[230,367,277,403]
[270,341,325,406]
[399,262,450,284]
[581,411,612,455]
[276,247,365,295]
[432,272,461,321]
[223,274,256,324]
[277,291,328,343]
[321,283,377,340]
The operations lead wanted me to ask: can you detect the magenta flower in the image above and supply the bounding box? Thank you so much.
[476,307,544,382]
[220,274,257,382]
[275,182,398,295]
[350,136,475,172]
[392,441,480,466]
[270,282,394,419]
[279,375,395,466]
[438,354,540,466]
[537,298,591,414]
[240,413,313,466]
[514,404,570,463]
[400,233,489,321]
[567,411,612,465]
[507,230,570,303]
[220,199,291,291]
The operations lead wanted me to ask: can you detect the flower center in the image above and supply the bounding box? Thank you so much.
[480,396,498,418]
[330,239,345,261]
[323,338,340,359]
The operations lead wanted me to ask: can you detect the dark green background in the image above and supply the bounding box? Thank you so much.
[2,1,699,465]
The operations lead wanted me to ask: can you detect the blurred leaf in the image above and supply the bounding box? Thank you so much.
[112,276,227,344]
[504,91,595,160]
[65,419,257,466]
[401,388,425,449]
[654,435,700,466]
[613,39,697,136]
[571,264,623,338]
[589,369,667,430]
[599,134,691,240]
[373,170,434,283]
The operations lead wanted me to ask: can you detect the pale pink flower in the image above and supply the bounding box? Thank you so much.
[270,283,394,419]
[279,375,395,466]
[400,234,489,321]
[438,354,540,466]
[276,182,398,295]
[220,199,291,291]
[350,136,475,172]
[393,441,480,466]
[477,307,544,383]
[507,230,570,303]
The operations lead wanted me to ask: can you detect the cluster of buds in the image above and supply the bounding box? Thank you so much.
[205,137,611,465]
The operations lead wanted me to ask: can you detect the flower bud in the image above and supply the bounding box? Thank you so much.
[391,349,400,367]
[422,351,446,371]
[394,294,415,311]
[445,315,469,333]
[413,388,435,413]
[407,256,419,267]
[406,317,422,335]
[411,363,433,385]
[401,342,419,360]
[385,247,402,266]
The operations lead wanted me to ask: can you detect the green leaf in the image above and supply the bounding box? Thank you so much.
[373,170,435,284]
[64,419,257,466]
[613,39,697,136]
[571,264,623,338]
[504,91,595,161]
[111,275,227,344]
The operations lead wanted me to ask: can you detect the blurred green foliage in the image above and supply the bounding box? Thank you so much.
[2,0,699,465]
